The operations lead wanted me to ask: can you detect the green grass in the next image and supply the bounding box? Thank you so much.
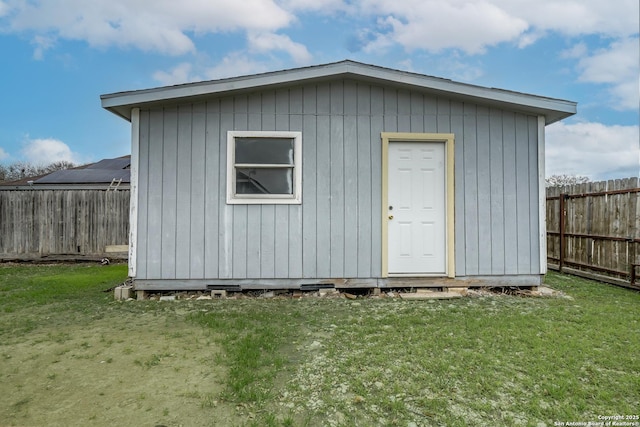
[0,263,127,310]
[190,271,640,426]
[0,265,638,426]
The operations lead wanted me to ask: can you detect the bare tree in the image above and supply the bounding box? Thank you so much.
[0,160,76,183]
[545,174,590,188]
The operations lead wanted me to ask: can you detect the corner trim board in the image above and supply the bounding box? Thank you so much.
[537,116,547,274]
[128,108,140,278]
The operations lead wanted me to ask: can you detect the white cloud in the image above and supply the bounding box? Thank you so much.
[0,147,9,161]
[546,121,640,180]
[247,32,312,64]
[357,1,529,54]
[204,53,271,80]
[2,0,295,56]
[576,37,640,110]
[152,50,292,85]
[280,0,351,13]
[31,34,56,60]
[152,62,201,86]
[560,42,588,60]
[20,138,82,165]
[494,0,639,39]
[346,0,639,55]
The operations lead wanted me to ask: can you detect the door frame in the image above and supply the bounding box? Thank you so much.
[381,132,455,278]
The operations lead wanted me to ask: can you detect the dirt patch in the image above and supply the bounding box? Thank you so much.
[0,308,238,427]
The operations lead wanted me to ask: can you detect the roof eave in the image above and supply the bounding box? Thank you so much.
[101,60,576,123]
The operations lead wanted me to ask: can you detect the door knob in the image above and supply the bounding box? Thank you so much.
[388,215,394,220]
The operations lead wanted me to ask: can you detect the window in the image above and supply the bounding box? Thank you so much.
[227,131,302,204]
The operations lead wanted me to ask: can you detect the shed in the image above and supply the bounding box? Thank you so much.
[101,60,576,291]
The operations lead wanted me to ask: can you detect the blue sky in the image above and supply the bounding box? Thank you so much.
[0,0,638,181]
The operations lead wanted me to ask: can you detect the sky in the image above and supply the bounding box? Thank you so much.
[0,0,638,181]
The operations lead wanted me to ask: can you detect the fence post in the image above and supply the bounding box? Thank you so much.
[559,193,566,273]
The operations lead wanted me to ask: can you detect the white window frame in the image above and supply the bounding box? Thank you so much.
[226,130,302,204]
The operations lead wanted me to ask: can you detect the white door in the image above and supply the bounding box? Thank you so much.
[388,142,446,274]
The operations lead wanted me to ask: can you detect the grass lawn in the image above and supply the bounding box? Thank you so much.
[0,265,638,426]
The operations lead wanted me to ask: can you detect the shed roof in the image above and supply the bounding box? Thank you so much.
[101,60,576,125]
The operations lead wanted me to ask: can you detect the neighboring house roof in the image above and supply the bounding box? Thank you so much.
[101,60,576,125]
[0,155,130,189]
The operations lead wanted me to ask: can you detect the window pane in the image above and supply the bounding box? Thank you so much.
[235,138,294,164]
[236,168,293,195]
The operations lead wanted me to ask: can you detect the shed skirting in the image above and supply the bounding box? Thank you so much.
[132,275,543,291]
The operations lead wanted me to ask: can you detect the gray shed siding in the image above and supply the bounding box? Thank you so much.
[134,78,540,281]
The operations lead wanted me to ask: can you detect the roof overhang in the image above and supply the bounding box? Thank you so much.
[101,60,576,125]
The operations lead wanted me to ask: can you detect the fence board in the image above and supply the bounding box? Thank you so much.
[546,178,640,289]
[0,190,130,260]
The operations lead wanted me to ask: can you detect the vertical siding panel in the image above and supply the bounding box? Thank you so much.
[233,100,249,278]
[147,109,164,278]
[247,206,262,278]
[370,85,384,276]
[289,205,303,278]
[275,205,290,277]
[410,92,424,132]
[219,99,234,278]
[476,106,492,274]
[397,89,411,132]
[288,105,304,278]
[489,108,505,274]
[247,98,262,274]
[316,111,332,277]
[290,86,303,116]
[316,83,331,276]
[463,103,479,275]
[136,110,150,278]
[302,86,318,277]
[234,94,248,117]
[344,81,358,277]
[262,91,276,130]
[248,93,262,129]
[331,81,344,115]
[515,114,531,273]
[275,89,289,129]
[233,205,248,278]
[161,107,178,279]
[344,80,357,114]
[502,111,518,274]
[275,87,291,278]
[344,110,358,277]
[330,83,345,276]
[189,103,206,278]
[190,102,206,278]
[357,113,373,277]
[261,206,276,277]
[175,104,193,278]
[437,98,451,132]
[528,116,540,274]
[371,86,384,116]
[275,91,293,276]
[424,95,437,131]
[383,88,398,132]
[448,100,466,276]
[357,83,370,115]
[204,100,220,278]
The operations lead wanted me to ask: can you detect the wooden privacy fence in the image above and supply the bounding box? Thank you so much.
[0,189,130,260]
[546,177,640,290]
